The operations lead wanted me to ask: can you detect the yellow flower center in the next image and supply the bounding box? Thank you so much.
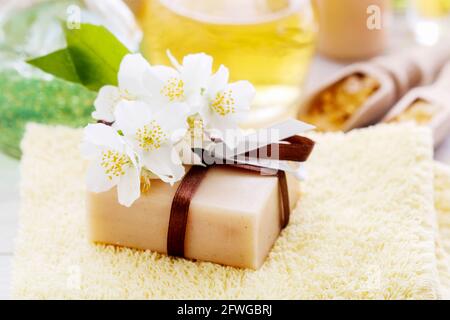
[101,150,132,180]
[187,116,204,140]
[136,121,167,151]
[120,89,135,100]
[211,90,236,116]
[140,170,153,193]
[161,77,185,102]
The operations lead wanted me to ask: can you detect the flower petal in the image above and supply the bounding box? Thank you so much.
[149,65,180,82]
[166,50,182,71]
[117,166,141,207]
[228,80,255,111]
[142,65,180,104]
[185,91,207,115]
[124,143,140,169]
[86,161,118,193]
[114,100,153,137]
[153,102,189,142]
[92,85,120,122]
[83,123,124,151]
[118,53,150,96]
[142,145,185,185]
[208,65,229,96]
[181,53,213,94]
[117,167,141,207]
[80,140,101,159]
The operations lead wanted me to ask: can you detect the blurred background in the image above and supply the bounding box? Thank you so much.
[1,0,450,298]
[0,0,450,158]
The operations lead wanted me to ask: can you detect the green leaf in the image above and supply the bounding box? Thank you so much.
[26,23,131,91]
[27,49,81,83]
[63,23,130,91]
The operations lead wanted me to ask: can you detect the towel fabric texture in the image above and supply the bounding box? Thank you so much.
[11,123,450,299]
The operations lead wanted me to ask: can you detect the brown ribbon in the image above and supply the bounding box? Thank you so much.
[242,136,314,162]
[167,135,315,257]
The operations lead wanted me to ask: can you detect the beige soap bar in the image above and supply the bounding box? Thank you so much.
[88,166,299,269]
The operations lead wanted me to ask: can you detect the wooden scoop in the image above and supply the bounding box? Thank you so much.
[383,62,450,147]
[298,43,450,132]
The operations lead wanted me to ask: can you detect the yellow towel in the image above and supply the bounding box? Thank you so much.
[11,123,450,299]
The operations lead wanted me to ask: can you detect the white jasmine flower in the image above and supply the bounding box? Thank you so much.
[114,100,187,185]
[83,51,260,204]
[143,52,213,112]
[144,52,255,146]
[200,65,256,145]
[81,123,141,207]
[92,53,150,123]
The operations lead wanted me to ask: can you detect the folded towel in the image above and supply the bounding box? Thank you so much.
[11,123,449,299]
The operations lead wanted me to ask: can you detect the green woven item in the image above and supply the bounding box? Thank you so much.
[0,70,95,158]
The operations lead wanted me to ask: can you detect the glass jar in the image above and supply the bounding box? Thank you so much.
[314,0,390,61]
[408,0,450,46]
[138,0,317,128]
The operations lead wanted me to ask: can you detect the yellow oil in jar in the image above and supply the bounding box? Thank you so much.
[138,0,317,128]
[415,0,450,17]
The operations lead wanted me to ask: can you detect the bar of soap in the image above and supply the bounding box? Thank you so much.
[87,166,299,269]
